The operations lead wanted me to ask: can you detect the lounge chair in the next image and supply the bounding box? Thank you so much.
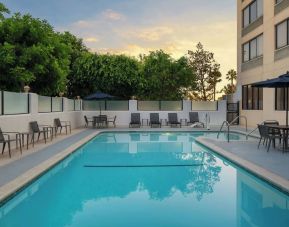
[30,121,52,146]
[187,112,205,128]
[129,113,141,128]
[150,113,161,128]
[84,116,93,127]
[168,113,181,128]
[107,116,117,128]
[0,128,22,158]
[54,118,71,134]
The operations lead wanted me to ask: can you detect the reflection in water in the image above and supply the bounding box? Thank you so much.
[238,172,289,227]
[0,132,288,227]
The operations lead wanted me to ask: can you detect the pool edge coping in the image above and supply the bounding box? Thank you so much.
[0,130,101,203]
[196,137,289,194]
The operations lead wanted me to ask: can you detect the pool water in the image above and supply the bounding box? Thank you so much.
[0,132,288,227]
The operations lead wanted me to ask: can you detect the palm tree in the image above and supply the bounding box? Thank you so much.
[226,69,237,86]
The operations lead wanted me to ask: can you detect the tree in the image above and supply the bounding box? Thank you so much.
[187,42,222,101]
[222,69,237,95]
[207,64,222,101]
[0,3,9,20]
[69,53,143,99]
[226,69,237,86]
[139,50,196,100]
[0,11,72,95]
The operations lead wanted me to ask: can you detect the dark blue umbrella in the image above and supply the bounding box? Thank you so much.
[84,92,115,100]
[84,92,115,115]
[252,71,289,125]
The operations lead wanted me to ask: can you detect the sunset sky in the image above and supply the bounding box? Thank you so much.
[2,0,236,88]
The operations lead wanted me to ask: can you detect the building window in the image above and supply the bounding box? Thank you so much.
[242,85,263,110]
[242,35,263,62]
[275,88,289,110]
[243,0,263,28]
[276,19,289,49]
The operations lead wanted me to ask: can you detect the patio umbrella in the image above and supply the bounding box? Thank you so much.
[84,92,115,115]
[252,71,289,126]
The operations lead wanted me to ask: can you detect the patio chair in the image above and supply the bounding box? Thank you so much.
[30,121,52,146]
[187,112,205,128]
[168,113,181,128]
[263,120,282,144]
[54,118,71,134]
[257,124,283,152]
[0,128,22,158]
[84,116,93,127]
[129,113,141,128]
[150,113,161,128]
[107,116,117,128]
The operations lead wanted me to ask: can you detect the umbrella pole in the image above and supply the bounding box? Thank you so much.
[286,86,289,126]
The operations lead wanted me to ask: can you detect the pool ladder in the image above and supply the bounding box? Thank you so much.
[217,116,248,142]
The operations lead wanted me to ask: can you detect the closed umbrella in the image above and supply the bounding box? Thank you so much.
[252,71,289,126]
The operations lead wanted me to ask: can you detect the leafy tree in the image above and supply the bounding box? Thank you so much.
[139,50,196,100]
[207,64,222,101]
[187,42,222,101]
[0,11,71,95]
[0,2,9,20]
[69,53,143,99]
[222,69,237,95]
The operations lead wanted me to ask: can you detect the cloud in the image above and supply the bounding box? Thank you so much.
[124,26,174,41]
[102,9,125,21]
[84,37,99,43]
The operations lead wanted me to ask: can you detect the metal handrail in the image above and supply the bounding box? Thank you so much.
[246,127,258,140]
[217,115,248,142]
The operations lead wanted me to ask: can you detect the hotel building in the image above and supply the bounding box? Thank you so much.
[237,0,289,127]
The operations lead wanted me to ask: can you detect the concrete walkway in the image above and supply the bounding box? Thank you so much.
[200,137,289,180]
[0,129,96,187]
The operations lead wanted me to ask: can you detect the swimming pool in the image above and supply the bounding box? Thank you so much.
[0,132,288,227]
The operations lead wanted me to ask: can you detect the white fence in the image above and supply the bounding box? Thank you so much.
[0,91,227,132]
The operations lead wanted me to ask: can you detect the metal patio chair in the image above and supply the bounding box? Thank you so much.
[54,118,71,134]
[0,128,22,158]
[30,121,52,146]
[84,116,93,127]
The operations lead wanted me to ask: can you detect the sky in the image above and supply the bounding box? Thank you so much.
[2,0,237,89]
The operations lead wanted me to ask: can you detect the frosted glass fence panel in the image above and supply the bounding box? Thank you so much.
[67,99,75,111]
[38,96,51,113]
[3,91,29,114]
[83,100,105,111]
[52,97,63,112]
[138,101,159,111]
[161,101,182,111]
[191,101,218,111]
[106,101,129,111]
[75,100,81,111]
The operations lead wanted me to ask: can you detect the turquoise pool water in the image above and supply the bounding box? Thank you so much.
[0,132,288,227]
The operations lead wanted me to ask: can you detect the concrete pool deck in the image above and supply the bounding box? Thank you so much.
[1,125,289,203]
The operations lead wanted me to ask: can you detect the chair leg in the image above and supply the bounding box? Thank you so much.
[65,126,67,135]
[70,125,71,133]
[267,139,271,152]
[19,138,22,154]
[44,132,47,144]
[2,142,6,154]
[38,133,41,141]
[258,138,262,149]
[8,142,11,158]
